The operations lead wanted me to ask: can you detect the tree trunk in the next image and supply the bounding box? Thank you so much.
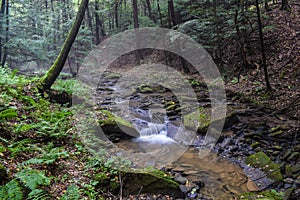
[264,0,270,11]
[0,0,5,63]
[145,0,154,22]
[168,0,177,27]
[281,0,290,11]
[115,0,119,31]
[86,3,93,37]
[132,0,141,64]
[255,0,271,91]
[39,0,89,90]
[95,0,105,45]
[1,0,8,66]
[157,0,163,27]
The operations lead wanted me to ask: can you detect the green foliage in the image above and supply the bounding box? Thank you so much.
[0,108,17,122]
[240,189,284,200]
[15,168,52,190]
[0,180,23,200]
[61,184,80,200]
[23,147,69,166]
[8,139,35,157]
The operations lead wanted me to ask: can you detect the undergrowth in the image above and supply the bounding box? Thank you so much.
[0,66,129,199]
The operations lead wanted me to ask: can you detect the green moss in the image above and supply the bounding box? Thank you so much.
[183,108,210,134]
[240,190,284,200]
[137,84,153,93]
[104,72,121,79]
[98,110,139,138]
[123,167,181,196]
[246,152,283,183]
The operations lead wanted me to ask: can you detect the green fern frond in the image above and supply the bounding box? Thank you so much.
[0,179,23,200]
[23,147,69,166]
[61,184,80,200]
[27,189,51,200]
[15,168,52,190]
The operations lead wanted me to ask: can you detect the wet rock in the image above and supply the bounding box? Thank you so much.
[123,169,183,198]
[98,110,140,139]
[172,167,185,173]
[287,152,299,162]
[179,185,193,194]
[175,173,188,184]
[183,170,199,175]
[245,152,283,183]
[283,187,295,200]
[285,164,300,178]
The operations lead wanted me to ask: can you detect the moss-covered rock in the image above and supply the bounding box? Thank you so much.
[123,167,183,198]
[245,152,283,183]
[103,72,121,79]
[240,190,284,200]
[98,110,140,139]
[183,108,238,134]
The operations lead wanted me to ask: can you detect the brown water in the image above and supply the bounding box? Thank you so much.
[116,139,249,200]
[172,148,249,199]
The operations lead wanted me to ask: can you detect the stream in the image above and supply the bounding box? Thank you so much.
[89,70,254,199]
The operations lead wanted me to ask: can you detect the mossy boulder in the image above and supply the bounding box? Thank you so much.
[240,190,284,200]
[183,108,238,134]
[98,110,140,139]
[123,168,183,198]
[245,152,283,183]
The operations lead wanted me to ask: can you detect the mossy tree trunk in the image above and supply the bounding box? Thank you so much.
[39,0,89,91]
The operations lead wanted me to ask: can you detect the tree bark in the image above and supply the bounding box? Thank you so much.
[132,0,141,64]
[115,0,119,31]
[0,0,5,63]
[168,0,177,27]
[255,0,271,91]
[157,0,163,27]
[39,0,89,90]
[281,0,290,11]
[95,0,105,45]
[1,0,8,66]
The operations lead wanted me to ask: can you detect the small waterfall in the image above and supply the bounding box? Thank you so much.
[135,122,175,144]
[140,123,166,136]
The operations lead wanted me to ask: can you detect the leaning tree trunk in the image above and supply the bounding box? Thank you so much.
[39,0,89,90]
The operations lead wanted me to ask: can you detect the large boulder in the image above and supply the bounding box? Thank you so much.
[98,110,140,139]
[122,168,183,198]
[245,152,283,183]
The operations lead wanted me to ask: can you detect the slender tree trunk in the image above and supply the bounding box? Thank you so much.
[115,0,119,31]
[86,4,93,37]
[39,0,89,90]
[145,0,154,22]
[1,0,8,66]
[255,0,271,91]
[281,0,290,11]
[132,0,141,64]
[0,0,5,63]
[264,0,270,11]
[157,0,163,27]
[95,0,105,45]
[168,0,177,27]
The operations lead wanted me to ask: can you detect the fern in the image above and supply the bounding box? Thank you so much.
[0,179,23,200]
[0,108,17,121]
[61,184,80,200]
[23,147,69,165]
[27,189,51,200]
[8,139,34,157]
[15,168,52,190]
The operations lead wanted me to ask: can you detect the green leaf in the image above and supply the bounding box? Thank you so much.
[0,180,23,200]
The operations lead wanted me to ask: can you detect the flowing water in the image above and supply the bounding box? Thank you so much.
[95,74,251,199]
